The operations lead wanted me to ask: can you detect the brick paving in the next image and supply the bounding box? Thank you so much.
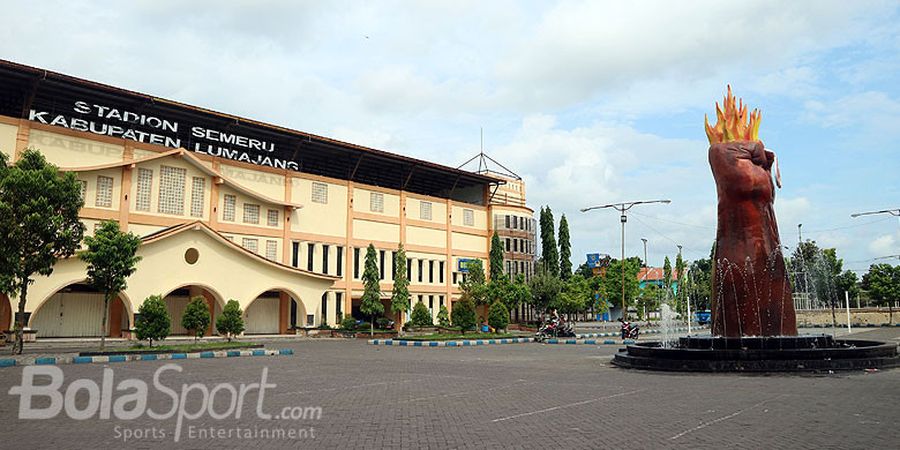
[0,328,898,449]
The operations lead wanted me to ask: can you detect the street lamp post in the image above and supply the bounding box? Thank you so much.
[581,200,671,320]
[641,238,648,268]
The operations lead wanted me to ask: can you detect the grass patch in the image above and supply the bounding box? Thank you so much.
[125,341,259,353]
[397,332,518,341]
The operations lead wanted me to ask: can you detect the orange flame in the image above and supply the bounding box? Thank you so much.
[704,85,761,144]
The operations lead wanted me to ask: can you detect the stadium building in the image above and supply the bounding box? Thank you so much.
[0,59,535,338]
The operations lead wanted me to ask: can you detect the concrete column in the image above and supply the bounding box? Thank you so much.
[279,292,290,334]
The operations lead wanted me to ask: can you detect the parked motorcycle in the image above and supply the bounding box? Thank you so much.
[535,317,576,341]
[620,320,640,340]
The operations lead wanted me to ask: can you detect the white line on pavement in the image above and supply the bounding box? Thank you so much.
[491,389,646,423]
[669,394,787,440]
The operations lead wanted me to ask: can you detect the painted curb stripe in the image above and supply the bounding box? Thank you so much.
[0,348,291,368]
[368,337,536,346]
[35,357,56,365]
[0,359,17,367]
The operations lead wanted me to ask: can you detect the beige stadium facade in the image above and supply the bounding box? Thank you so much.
[0,60,537,338]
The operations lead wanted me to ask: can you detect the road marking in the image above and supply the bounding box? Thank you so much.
[281,379,417,396]
[669,394,787,440]
[400,381,539,404]
[491,389,646,422]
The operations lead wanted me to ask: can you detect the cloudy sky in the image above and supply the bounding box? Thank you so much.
[3,1,898,273]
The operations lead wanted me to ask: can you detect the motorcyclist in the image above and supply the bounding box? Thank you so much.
[619,317,632,339]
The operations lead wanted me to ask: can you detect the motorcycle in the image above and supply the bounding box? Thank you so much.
[620,321,640,340]
[535,317,576,341]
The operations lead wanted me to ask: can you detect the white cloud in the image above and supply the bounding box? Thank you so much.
[868,232,900,256]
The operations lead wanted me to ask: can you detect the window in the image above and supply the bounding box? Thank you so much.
[78,180,88,202]
[307,243,315,271]
[336,246,343,277]
[439,261,444,283]
[322,245,330,275]
[453,272,458,284]
[439,295,445,307]
[321,293,328,324]
[223,195,236,221]
[243,203,260,224]
[505,215,510,229]
[407,258,412,281]
[370,192,384,213]
[379,250,386,280]
[506,261,512,275]
[95,175,114,208]
[428,261,434,283]
[242,238,258,253]
[420,201,432,220]
[267,209,279,227]
[391,252,397,279]
[428,295,434,311]
[190,177,205,217]
[418,260,423,283]
[505,238,510,252]
[158,166,186,215]
[354,248,360,279]
[135,169,152,211]
[266,240,277,261]
[292,242,299,267]
[311,182,328,204]
[335,292,343,318]
[513,239,518,253]
[463,209,474,226]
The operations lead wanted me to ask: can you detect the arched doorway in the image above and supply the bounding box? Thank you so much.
[161,285,224,336]
[245,289,304,335]
[30,283,130,338]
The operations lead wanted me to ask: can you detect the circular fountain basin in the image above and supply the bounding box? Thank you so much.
[612,335,900,372]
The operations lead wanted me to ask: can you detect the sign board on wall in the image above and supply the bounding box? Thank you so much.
[457,258,477,273]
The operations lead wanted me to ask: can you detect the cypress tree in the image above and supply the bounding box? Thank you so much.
[390,243,410,329]
[558,214,572,279]
[489,232,504,280]
[540,206,559,277]
[360,244,384,336]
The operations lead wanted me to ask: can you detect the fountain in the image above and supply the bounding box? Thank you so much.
[613,87,899,372]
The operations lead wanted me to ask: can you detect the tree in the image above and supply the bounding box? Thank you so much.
[360,244,384,336]
[507,274,532,312]
[488,300,509,332]
[834,270,860,301]
[863,264,900,324]
[460,258,488,306]
[663,256,673,295]
[216,299,245,341]
[539,207,559,277]
[529,270,562,313]
[182,296,211,341]
[602,258,641,317]
[451,298,477,331]
[0,149,85,354]
[558,214,572,279]
[489,232,504,280]
[135,295,170,347]
[390,243,410,331]
[410,301,433,328]
[554,276,590,317]
[79,220,142,351]
[636,284,663,320]
[436,305,450,327]
[576,263,593,279]
[686,257,713,311]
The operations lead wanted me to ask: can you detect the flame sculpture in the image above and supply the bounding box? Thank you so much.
[704,85,762,144]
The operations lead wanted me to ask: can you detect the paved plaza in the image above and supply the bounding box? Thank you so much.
[1,327,898,449]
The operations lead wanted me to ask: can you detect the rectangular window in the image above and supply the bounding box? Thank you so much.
[513,239,518,253]
[223,194,236,221]
[267,209,279,227]
[428,295,434,311]
[292,242,299,267]
[453,272,458,284]
[95,175,114,208]
[379,250,386,280]
[321,293,328,324]
[322,245,330,275]
[79,180,88,202]
[370,192,384,213]
[311,182,328,204]
[439,295,445,307]
[335,292,343,318]
[505,238,510,252]
[242,238,258,253]
[506,261,512,275]
[418,260,423,283]
[463,209,474,226]
[266,240,277,261]
[407,258,412,281]
[354,247,360,279]
[135,169,152,211]
[505,215,510,229]
[158,166,186,215]
[336,246,343,277]
[420,201,432,220]
[243,203,260,224]
[391,252,397,279]
[428,261,434,283]
[439,261,444,283]
[190,177,205,217]
[307,243,315,271]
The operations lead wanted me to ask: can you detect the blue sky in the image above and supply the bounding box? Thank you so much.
[2,1,898,272]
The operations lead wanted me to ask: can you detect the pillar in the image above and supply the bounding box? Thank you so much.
[278,292,291,334]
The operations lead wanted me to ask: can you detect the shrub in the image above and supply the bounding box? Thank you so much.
[488,300,510,332]
[135,295,170,347]
[216,300,244,341]
[436,305,450,327]
[375,317,392,329]
[451,299,477,331]
[340,316,357,331]
[410,302,433,328]
[181,296,211,340]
